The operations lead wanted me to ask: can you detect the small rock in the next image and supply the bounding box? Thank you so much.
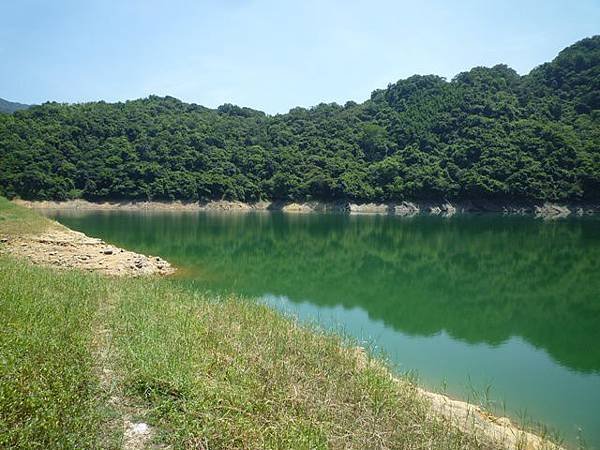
[101,248,113,255]
[0,238,8,243]
[131,423,149,434]
[394,202,419,216]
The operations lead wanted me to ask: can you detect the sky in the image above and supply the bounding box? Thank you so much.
[1,0,599,114]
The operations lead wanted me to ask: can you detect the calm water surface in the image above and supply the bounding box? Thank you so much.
[45,210,600,447]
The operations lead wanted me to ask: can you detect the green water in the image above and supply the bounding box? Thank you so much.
[45,210,600,447]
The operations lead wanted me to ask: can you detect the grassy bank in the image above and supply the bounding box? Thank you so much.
[0,198,552,449]
[0,259,110,448]
[0,196,58,236]
[112,276,490,449]
[1,258,489,449]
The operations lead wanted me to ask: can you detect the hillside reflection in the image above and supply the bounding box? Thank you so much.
[48,210,600,374]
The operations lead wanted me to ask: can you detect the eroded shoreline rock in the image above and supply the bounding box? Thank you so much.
[0,227,175,277]
[534,203,571,219]
[14,199,599,217]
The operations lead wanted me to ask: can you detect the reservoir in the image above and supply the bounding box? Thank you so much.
[44,210,600,447]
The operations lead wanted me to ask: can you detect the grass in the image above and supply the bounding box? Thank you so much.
[109,278,490,449]
[0,197,59,237]
[0,259,112,448]
[0,257,491,449]
[0,197,520,449]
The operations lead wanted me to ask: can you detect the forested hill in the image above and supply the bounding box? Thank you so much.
[1,36,598,203]
[0,98,30,114]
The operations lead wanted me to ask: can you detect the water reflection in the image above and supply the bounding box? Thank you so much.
[263,293,600,448]
[48,210,600,373]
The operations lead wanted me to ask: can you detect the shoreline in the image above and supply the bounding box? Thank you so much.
[14,198,600,218]
[351,346,562,450]
[416,387,560,449]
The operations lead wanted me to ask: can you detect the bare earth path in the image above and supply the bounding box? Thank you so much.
[94,289,162,449]
[0,223,174,448]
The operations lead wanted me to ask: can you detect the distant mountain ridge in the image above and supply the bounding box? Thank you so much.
[0,98,30,114]
[0,36,598,203]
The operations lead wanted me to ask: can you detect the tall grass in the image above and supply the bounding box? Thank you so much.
[108,277,491,449]
[0,258,112,448]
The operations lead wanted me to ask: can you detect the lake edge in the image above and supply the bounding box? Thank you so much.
[15,198,600,218]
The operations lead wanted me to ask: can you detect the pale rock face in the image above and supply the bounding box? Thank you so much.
[395,201,419,216]
[348,203,388,214]
[534,203,571,219]
[439,202,457,217]
[281,202,314,212]
[14,198,600,218]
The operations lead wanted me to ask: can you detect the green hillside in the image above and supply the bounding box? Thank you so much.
[1,36,598,203]
[0,98,30,114]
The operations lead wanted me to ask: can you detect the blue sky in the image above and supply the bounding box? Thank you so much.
[1,0,598,114]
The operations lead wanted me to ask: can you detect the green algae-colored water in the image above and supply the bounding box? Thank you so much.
[45,210,600,447]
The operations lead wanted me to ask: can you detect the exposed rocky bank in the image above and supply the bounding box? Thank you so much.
[0,226,174,277]
[15,199,599,219]
[419,388,561,450]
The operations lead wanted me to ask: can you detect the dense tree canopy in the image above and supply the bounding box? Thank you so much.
[1,37,599,203]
